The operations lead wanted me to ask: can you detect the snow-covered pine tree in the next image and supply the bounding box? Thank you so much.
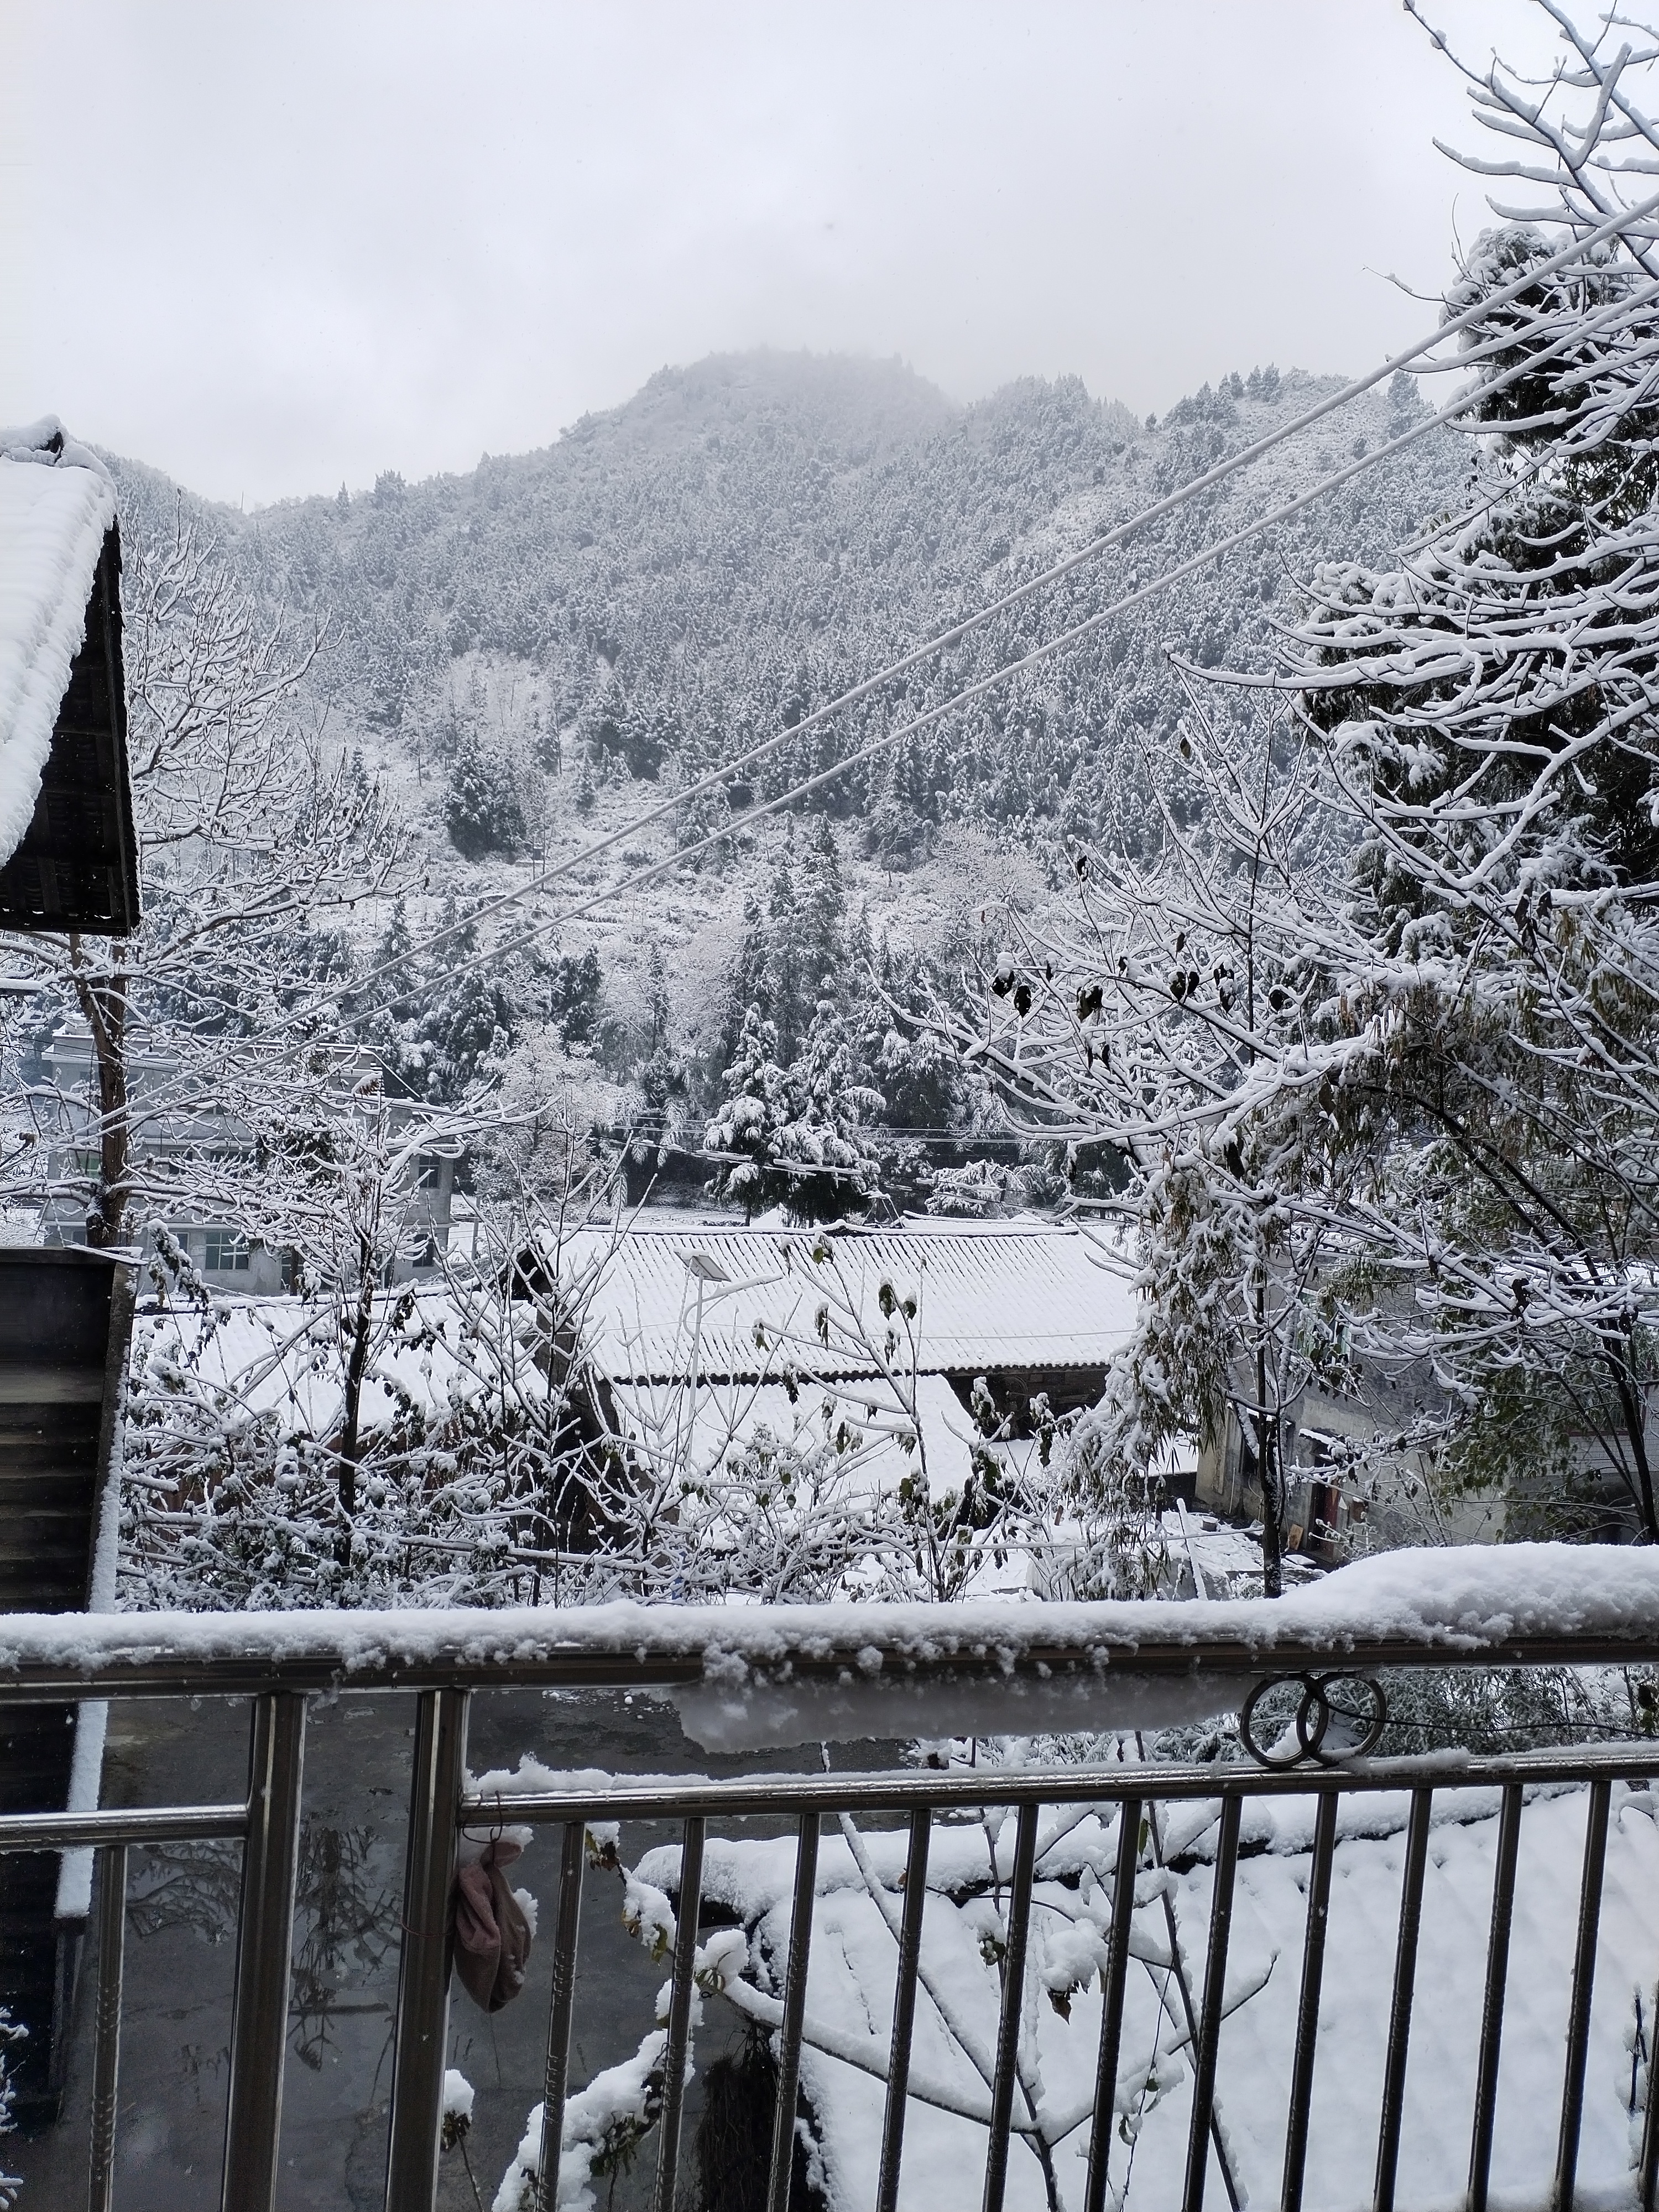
[716,892,773,1076]
[704,1005,792,1220]
[547,946,602,1051]
[774,989,884,1225]
[410,899,514,1102]
[643,937,670,1058]
[444,724,526,859]
[797,814,848,995]
[765,822,808,1064]
[373,896,419,1024]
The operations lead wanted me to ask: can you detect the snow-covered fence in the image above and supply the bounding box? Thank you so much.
[0,1545,1653,2212]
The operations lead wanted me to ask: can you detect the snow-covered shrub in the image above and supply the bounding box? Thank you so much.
[121,1215,601,1611]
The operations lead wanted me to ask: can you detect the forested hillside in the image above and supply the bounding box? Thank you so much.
[108,349,1466,858]
[93,350,1469,1191]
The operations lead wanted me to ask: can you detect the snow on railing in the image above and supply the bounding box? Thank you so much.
[7,1547,1657,2212]
[1,1543,1654,1749]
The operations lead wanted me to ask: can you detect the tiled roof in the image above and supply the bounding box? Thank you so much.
[561,1219,1138,1383]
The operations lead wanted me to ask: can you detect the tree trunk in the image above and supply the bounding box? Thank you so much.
[335,1228,377,1558]
[70,938,131,1249]
[1608,1330,1659,1545]
[1254,1281,1285,1598]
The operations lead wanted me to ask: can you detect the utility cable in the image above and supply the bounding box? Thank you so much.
[311,181,1659,1014]
[19,228,1659,1158]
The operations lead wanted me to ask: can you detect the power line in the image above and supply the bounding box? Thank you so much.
[324,181,1659,1015]
[19,216,1659,1157]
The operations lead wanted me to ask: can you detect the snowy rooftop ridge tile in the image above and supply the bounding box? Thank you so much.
[0,418,118,868]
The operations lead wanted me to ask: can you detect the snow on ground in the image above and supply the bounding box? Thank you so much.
[617,1778,1659,2212]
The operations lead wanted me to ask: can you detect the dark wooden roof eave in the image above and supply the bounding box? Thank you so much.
[0,522,142,937]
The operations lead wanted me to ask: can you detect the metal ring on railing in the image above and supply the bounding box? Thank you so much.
[1240,1672,1389,1769]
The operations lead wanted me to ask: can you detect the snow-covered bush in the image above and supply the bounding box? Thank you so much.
[120,1207,603,1610]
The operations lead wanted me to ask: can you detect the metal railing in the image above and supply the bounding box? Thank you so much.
[0,1582,1652,2212]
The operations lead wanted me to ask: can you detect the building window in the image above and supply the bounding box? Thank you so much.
[204,1229,251,1272]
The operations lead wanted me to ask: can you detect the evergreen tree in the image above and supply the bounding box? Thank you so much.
[414,900,514,1100]
[799,815,848,995]
[717,893,773,1074]
[644,937,671,1057]
[445,726,525,860]
[776,991,885,1224]
[705,1006,792,1220]
[766,821,807,1063]
[374,896,419,1024]
[548,947,603,1049]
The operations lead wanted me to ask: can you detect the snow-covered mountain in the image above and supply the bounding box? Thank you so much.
[101,350,1468,1116]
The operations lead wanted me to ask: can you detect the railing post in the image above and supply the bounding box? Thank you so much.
[982,1800,1040,2212]
[1374,1784,1433,2212]
[653,1816,707,2212]
[87,1840,126,2212]
[766,1813,821,2212]
[1640,1974,1659,2212]
[535,1819,587,2212]
[1281,1788,1339,2212]
[876,1807,932,2212]
[1553,1777,1611,2212]
[1084,1795,1142,2212]
[221,1692,307,2212]
[385,1686,470,2212]
[1467,1782,1524,2212]
[1182,1792,1243,2212]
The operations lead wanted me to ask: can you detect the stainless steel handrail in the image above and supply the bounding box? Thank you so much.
[6,1588,1651,2212]
[0,1564,1652,1706]
[460,1735,1659,1826]
[0,1803,246,1852]
[0,1625,1650,1702]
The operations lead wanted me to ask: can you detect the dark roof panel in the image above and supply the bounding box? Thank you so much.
[0,524,140,934]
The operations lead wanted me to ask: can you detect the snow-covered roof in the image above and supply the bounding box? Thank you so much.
[605,1369,980,1499]
[131,1288,553,1439]
[0,419,117,870]
[562,1220,1139,1383]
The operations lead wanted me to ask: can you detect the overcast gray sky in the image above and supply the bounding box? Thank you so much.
[2,2,1555,507]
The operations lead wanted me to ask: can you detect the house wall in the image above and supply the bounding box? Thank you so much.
[1195,1389,1506,1558]
[36,1024,457,1286]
